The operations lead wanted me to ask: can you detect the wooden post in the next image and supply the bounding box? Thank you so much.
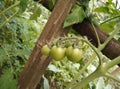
[18,0,76,89]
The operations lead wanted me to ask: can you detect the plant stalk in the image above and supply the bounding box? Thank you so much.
[71,67,103,89]
[0,1,20,16]
[100,14,120,25]
[105,73,120,83]
[104,56,120,70]
[0,10,19,29]
[66,53,97,89]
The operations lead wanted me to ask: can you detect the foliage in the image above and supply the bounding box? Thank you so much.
[92,0,120,35]
[0,0,49,89]
[63,5,86,28]
[42,0,120,89]
[0,69,17,89]
[0,0,120,89]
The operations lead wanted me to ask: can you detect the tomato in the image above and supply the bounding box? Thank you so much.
[65,46,73,58]
[41,45,50,55]
[50,46,66,61]
[66,47,83,62]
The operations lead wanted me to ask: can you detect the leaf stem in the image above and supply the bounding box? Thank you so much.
[0,1,20,16]
[81,39,102,63]
[0,10,19,29]
[91,23,101,47]
[100,14,120,25]
[98,24,120,50]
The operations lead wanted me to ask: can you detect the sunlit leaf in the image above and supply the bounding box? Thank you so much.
[30,7,41,20]
[96,77,105,89]
[48,64,62,72]
[94,6,109,13]
[43,75,50,89]
[63,5,86,28]
[100,21,115,33]
[19,0,28,13]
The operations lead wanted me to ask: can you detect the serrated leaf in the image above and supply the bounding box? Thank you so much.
[63,5,86,28]
[0,69,17,89]
[30,7,41,20]
[43,75,50,89]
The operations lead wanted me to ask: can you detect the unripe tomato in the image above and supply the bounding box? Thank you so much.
[50,46,66,61]
[41,45,50,55]
[66,47,83,62]
[65,46,73,58]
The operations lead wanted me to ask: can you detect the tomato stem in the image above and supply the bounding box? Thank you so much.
[98,23,120,51]
[71,66,104,89]
[66,53,97,89]
[100,14,120,25]
[105,73,120,83]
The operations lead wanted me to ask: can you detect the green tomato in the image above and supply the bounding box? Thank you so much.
[65,46,73,58]
[50,46,66,61]
[66,47,83,62]
[41,45,50,55]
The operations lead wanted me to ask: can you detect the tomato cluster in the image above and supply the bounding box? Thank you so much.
[41,45,83,62]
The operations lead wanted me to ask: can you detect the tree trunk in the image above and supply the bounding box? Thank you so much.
[18,0,76,89]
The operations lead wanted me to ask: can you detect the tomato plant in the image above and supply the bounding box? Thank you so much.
[1,0,120,89]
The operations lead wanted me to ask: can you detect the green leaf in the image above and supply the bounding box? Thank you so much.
[94,7,109,13]
[63,5,86,28]
[19,0,28,13]
[43,75,50,89]
[118,38,120,42]
[30,7,41,20]
[0,48,6,63]
[100,21,115,33]
[49,0,56,10]
[0,69,17,89]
